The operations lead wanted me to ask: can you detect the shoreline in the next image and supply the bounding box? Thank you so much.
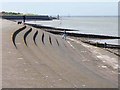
[25,23,120,49]
[26,23,120,39]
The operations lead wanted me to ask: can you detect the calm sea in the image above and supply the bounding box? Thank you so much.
[26,16,119,45]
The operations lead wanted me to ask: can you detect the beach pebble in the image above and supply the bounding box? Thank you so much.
[59,73,62,76]
[82,60,86,62]
[35,61,39,64]
[50,86,53,88]
[101,65,107,68]
[81,51,86,53]
[111,71,116,73]
[24,69,28,72]
[97,56,102,59]
[17,57,23,60]
[58,78,62,81]
[82,84,86,87]
[23,63,26,65]
[98,66,101,67]
[102,61,106,62]
[8,51,11,54]
[45,76,48,78]
[31,78,34,80]
[113,64,118,70]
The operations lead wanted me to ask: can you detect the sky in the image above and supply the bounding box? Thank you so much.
[1,1,118,16]
[1,0,119,2]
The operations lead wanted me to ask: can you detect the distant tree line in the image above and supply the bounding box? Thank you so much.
[1,11,23,16]
[1,11,38,16]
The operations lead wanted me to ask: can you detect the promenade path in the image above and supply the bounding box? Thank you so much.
[2,19,118,88]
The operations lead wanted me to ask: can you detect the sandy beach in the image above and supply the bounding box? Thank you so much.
[2,19,118,88]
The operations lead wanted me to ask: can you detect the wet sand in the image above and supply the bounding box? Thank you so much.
[2,19,118,88]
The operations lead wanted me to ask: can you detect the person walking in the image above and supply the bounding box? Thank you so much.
[23,15,26,25]
[62,30,67,40]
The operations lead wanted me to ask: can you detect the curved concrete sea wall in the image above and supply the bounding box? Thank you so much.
[2,19,118,88]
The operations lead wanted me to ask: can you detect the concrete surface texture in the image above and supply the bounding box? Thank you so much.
[2,19,118,88]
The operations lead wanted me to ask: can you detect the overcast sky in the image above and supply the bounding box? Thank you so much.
[1,1,118,16]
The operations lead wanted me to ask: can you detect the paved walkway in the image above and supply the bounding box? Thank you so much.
[2,19,118,88]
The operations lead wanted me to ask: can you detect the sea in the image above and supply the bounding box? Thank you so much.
[26,16,119,45]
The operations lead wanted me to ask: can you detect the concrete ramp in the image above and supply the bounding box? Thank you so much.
[2,19,118,88]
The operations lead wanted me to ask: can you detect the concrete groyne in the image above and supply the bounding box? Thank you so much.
[81,40,120,49]
[50,30,120,39]
[26,23,78,31]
